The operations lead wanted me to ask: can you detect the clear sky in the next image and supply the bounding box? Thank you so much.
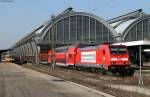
[0,0,150,49]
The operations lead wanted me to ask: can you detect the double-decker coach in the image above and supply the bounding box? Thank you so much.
[52,46,77,66]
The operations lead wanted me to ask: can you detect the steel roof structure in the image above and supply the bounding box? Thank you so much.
[11,8,118,64]
[109,9,150,42]
[11,8,150,64]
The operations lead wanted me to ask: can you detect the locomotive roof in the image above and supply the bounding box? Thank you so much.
[79,45,99,50]
[55,46,70,50]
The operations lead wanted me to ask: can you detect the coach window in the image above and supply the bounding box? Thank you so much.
[69,54,72,58]
[103,49,105,55]
[51,55,55,57]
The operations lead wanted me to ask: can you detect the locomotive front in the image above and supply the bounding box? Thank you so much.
[108,45,133,75]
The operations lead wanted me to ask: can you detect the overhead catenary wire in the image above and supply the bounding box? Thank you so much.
[91,0,118,13]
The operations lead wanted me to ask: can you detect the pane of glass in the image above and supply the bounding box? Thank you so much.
[110,47,126,54]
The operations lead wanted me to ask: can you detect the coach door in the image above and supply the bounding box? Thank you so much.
[67,53,75,65]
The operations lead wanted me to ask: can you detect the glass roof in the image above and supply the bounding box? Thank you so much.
[111,18,138,34]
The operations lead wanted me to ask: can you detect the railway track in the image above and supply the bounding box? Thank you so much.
[21,63,150,97]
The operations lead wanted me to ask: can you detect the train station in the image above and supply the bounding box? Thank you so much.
[10,8,150,66]
[1,1,150,97]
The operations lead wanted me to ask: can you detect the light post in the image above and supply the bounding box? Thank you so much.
[51,15,55,69]
[139,45,143,85]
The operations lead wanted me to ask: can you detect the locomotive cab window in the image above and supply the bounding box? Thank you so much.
[110,48,118,54]
[110,47,126,54]
[119,48,126,54]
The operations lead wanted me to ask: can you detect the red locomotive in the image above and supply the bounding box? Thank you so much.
[48,44,133,75]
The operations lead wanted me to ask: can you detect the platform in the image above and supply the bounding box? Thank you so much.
[0,62,114,97]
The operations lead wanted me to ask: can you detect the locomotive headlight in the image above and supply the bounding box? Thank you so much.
[124,62,128,64]
[111,62,115,64]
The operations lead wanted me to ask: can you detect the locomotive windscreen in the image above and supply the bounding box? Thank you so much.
[110,46,126,54]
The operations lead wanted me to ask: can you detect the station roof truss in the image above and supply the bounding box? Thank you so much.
[109,9,150,42]
[12,7,118,49]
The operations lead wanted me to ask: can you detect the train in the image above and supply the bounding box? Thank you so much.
[47,44,134,75]
[13,43,134,76]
